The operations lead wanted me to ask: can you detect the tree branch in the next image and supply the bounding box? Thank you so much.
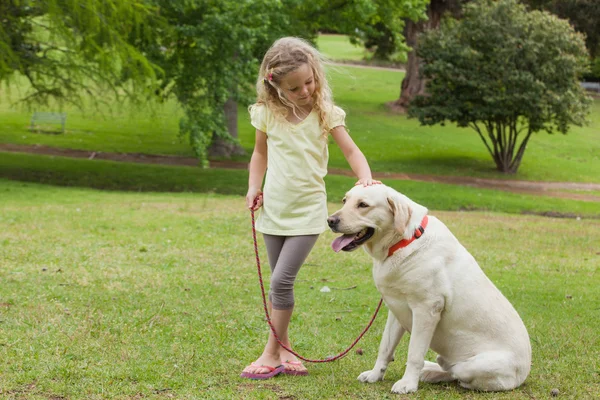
[471,122,495,159]
[510,127,534,171]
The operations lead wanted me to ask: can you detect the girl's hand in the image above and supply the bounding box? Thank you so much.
[355,178,381,187]
[246,188,263,210]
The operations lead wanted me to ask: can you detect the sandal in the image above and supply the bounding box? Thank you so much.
[282,360,309,376]
[240,362,285,380]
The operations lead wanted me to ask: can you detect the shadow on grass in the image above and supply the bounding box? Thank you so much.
[0,151,247,194]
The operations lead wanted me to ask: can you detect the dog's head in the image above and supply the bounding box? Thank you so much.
[327,184,428,253]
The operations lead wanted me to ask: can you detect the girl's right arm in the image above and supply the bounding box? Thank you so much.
[246,129,268,210]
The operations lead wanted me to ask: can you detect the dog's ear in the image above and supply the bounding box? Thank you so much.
[387,194,412,235]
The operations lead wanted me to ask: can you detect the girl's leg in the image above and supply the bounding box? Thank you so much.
[262,235,297,365]
[269,235,318,372]
[242,234,318,375]
[262,234,299,368]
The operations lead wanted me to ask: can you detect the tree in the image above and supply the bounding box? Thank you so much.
[391,0,600,111]
[349,0,430,61]
[209,0,431,160]
[521,0,600,58]
[521,0,600,80]
[0,0,160,107]
[138,0,319,165]
[409,0,591,174]
[388,0,467,113]
[142,0,432,165]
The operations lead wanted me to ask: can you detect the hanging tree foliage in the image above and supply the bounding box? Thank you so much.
[409,0,592,174]
[0,0,161,107]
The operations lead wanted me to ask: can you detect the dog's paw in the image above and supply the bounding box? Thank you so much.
[357,369,385,383]
[391,378,418,394]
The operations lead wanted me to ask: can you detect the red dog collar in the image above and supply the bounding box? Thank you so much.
[388,215,429,257]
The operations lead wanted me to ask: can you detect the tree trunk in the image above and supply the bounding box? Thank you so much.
[506,129,533,174]
[388,0,459,113]
[491,122,532,174]
[387,20,426,113]
[207,96,246,158]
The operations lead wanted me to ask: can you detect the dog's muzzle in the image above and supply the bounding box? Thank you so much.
[327,216,340,231]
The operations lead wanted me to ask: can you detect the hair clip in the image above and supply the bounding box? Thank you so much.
[268,67,274,81]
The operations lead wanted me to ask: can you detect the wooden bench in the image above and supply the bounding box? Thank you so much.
[581,82,600,93]
[30,112,67,133]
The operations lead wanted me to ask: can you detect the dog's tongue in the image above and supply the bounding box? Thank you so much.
[331,234,355,252]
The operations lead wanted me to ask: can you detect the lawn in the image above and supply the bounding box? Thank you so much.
[0,180,598,399]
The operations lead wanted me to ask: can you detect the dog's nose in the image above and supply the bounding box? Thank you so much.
[327,216,339,228]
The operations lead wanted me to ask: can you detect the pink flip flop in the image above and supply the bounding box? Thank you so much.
[240,363,285,380]
[282,360,309,376]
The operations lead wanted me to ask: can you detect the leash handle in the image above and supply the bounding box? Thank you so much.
[250,204,383,363]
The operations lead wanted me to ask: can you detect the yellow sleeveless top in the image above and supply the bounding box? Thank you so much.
[249,104,346,235]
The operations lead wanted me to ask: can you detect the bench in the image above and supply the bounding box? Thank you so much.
[30,112,67,133]
[581,82,600,93]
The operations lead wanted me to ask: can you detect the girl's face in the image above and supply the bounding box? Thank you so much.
[280,63,315,108]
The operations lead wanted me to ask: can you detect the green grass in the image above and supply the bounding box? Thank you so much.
[0,153,598,218]
[2,64,599,183]
[317,33,407,67]
[561,189,600,197]
[316,34,366,62]
[0,80,192,157]
[1,180,598,399]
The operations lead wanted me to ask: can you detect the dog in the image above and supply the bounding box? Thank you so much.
[327,184,531,394]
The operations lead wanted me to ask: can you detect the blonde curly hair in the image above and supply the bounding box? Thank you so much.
[252,37,336,138]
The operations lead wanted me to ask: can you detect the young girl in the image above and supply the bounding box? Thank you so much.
[242,37,379,380]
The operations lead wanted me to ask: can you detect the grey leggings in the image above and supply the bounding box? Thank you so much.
[264,233,319,310]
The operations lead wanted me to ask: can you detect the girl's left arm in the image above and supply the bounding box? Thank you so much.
[330,126,380,186]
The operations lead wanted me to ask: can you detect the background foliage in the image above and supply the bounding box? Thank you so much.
[0,0,432,166]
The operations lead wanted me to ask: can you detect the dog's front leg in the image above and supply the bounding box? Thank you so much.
[358,310,405,383]
[391,302,442,394]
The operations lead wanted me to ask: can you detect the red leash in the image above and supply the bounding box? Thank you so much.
[250,206,383,363]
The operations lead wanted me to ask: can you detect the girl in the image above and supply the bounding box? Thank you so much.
[242,37,379,380]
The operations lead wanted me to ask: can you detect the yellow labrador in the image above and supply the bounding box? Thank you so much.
[328,184,531,394]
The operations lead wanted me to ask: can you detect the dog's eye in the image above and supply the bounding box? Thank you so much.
[358,202,369,208]
[342,198,346,204]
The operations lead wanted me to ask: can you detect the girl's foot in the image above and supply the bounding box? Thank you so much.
[280,350,308,375]
[241,353,282,376]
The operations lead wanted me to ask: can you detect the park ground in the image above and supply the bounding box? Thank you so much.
[0,35,599,399]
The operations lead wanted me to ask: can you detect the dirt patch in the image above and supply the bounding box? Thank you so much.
[0,143,200,167]
[1,142,599,203]
[521,210,599,219]
[332,61,405,72]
